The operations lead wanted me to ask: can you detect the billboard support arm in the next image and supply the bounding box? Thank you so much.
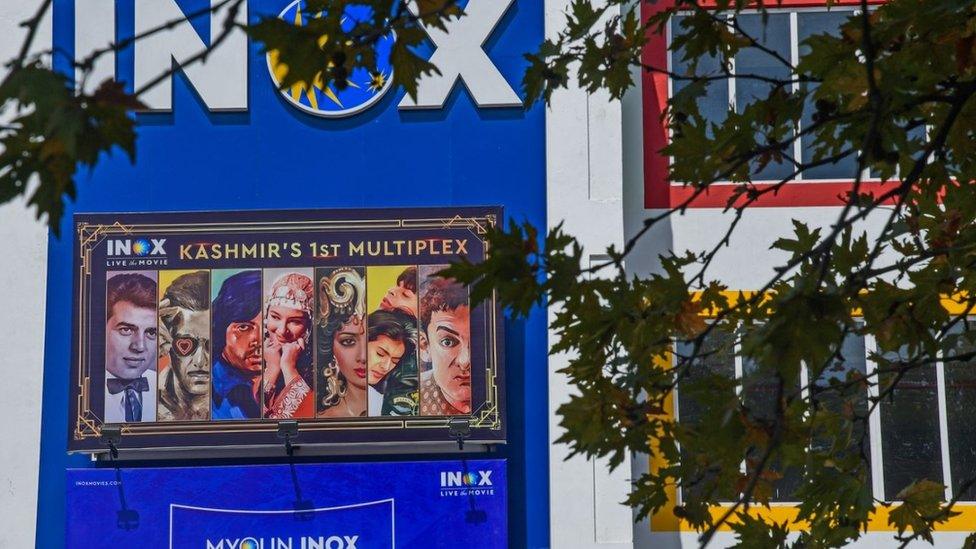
[276,420,299,458]
[100,424,122,460]
[448,417,472,451]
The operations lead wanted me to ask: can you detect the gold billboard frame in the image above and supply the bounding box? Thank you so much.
[73,212,502,446]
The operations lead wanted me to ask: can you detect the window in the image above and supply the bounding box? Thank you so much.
[878,346,944,500]
[669,8,856,182]
[808,330,872,491]
[675,328,737,502]
[944,323,976,500]
[742,356,803,501]
[674,325,807,503]
[645,3,930,208]
[669,15,728,135]
[796,12,860,180]
[673,321,976,504]
[675,330,736,428]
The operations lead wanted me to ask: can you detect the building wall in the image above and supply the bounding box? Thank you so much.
[544,0,633,546]
[3,0,969,547]
[0,3,50,548]
[621,1,976,546]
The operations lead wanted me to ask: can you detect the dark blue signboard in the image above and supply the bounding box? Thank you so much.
[66,460,507,548]
[42,0,546,546]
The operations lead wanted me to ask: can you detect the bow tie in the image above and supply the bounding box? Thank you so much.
[107,376,150,395]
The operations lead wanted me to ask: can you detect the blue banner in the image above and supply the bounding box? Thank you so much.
[66,460,507,548]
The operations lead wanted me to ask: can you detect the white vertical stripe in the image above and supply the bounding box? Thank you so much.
[936,356,953,501]
[593,455,633,543]
[587,5,623,203]
[734,337,744,391]
[727,14,736,113]
[734,334,746,475]
[665,15,675,176]
[799,362,809,402]
[588,89,624,201]
[790,11,803,181]
[864,334,886,500]
[672,344,684,506]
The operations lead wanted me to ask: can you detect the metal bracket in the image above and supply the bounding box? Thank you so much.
[100,424,122,460]
[447,417,472,451]
[277,420,299,457]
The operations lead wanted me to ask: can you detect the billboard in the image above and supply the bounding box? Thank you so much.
[69,206,504,453]
[66,459,507,548]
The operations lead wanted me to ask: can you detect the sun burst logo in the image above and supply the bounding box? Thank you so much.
[367,71,387,93]
[267,0,395,118]
[131,238,152,256]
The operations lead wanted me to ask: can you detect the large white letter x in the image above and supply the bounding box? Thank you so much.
[398,0,522,109]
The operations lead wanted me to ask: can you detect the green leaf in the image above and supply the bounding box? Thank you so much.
[887,480,953,543]
[0,66,143,235]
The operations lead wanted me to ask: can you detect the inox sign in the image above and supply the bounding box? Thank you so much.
[73,0,522,116]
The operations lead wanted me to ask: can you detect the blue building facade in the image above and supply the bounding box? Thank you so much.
[39,1,548,546]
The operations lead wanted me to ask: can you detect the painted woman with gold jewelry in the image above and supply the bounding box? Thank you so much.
[315,267,368,418]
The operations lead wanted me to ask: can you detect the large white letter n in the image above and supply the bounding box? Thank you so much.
[134,0,247,111]
[399,0,522,109]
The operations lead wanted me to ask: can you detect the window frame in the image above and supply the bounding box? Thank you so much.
[654,296,976,533]
[642,0,895,209]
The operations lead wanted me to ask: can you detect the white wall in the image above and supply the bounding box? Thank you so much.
[0,4,50,548]
[545,0,636,546]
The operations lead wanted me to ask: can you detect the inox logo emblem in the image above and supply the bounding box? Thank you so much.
[205,536,359,549]
[440,470,493,488]
[74,0,522,116]
[106,238,167,257]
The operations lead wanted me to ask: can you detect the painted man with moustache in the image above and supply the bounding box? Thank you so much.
[104,272,158,423]
[157,271,211,421]
[211,270,264,420]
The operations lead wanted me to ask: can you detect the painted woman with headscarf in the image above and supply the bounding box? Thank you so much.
[263,271,315,419]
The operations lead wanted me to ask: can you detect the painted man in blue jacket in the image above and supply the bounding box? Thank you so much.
[211,270,263,420]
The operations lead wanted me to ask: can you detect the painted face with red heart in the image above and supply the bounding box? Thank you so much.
[166,308,211,397]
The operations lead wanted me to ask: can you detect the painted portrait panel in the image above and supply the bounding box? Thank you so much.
[366,265,419,416]
[157,270,211,421]
[210,269,263,420]
[315,267,367,418]
[418,265,472,416]
[263,268,315,419]
[104,270,158,424]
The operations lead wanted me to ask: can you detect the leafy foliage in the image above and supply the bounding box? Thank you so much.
[1,0,462,233]
[888,480,958,544]
[0,66,143,235]
[454,0,976,546]
[248,0,462,102]
[5,0,976,545]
